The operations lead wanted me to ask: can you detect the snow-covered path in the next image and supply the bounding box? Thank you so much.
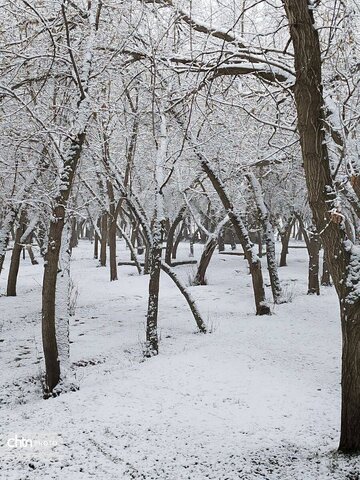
[0,241,358,479]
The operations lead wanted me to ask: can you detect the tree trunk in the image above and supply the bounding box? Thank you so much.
[279,218,295,267]
[246,173,282,304]
[146,245,161,356]
[165,205,186,265]
[55,222,71,379]
[172,221,184,260]
[26,245,38,265]
[107,180,118,281]
[321,255,331,286]
[100,213,107,267]
[161,262,207,333]
[284,0,360,452]
[6,212,26,296]
[307,232,320,295]
[201,160,270,315]
[193,237,217,286]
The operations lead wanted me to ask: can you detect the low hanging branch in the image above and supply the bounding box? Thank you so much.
[160,262,207,333]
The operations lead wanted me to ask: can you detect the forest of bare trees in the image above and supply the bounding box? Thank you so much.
[1,0,360,477]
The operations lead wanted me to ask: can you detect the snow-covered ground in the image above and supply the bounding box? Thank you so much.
[0,240,359,479]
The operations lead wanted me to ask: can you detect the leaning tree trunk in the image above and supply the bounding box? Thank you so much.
[161,262,207,333]
[193,237,217,286]
[201,161,270,315]
[284,0,360,452]
[165,205,186,265]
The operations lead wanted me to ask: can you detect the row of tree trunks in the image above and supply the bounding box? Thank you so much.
[246,173,283,304]
[200,160,270,315]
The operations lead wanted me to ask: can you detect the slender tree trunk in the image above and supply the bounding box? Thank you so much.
[6,212,26,296]
[94,225,99,259]
[161,262,207,332]
[218,230,225,252]
[55,222,71,379]
[279,218,295,267]
[201,161,270,315]
[165,205,186,265]
[100,213,107,267]
[321,255,331,286]
[172,221,184,260]
[107,181,118,281]
[0,209,17,275]
[307,232,320,295]
[246,173,282,303]
[193,237,217,286]
[26,245,38,265]
[146,245,161,356]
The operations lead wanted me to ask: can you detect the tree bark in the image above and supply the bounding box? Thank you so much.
[165,205,186,265]
[201,161,270,315]
[321,255,331,286]
[100,212,107,267]
[161,262,207,332]
[6,211,26,296]
[283,0,360,452]
[279,217,295,267]
[193,237,217,286]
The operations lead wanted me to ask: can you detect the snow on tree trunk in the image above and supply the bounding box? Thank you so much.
[160,262,207,333]
[246,172,283,304]
[284,0,360,452]
[145,110,167,357]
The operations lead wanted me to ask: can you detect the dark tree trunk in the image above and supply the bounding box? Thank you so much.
[100,213,107,267]
[165,205,186,265]
[160,262,207,333]
[26,245,38,265]
[307,232,320,295]
[42,205,65,393]
[69,217,78,249]
[107,180,118,281]
[172,221,184,260]
[201,161,270,315]
[218,231,225,252]
[284,0,360,452]
[193,237,217,286]
[146,245,161,356]
[279,218,295,267]
[321,255,332,286]
[94,223,99,259]
[6,212,26,296]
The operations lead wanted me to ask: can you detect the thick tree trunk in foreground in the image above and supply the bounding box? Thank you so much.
[284,0,360,452]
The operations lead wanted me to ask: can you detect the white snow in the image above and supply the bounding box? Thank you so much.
[0,240,359,479]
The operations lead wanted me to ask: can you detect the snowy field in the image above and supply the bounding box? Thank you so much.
[0,240,359,479]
